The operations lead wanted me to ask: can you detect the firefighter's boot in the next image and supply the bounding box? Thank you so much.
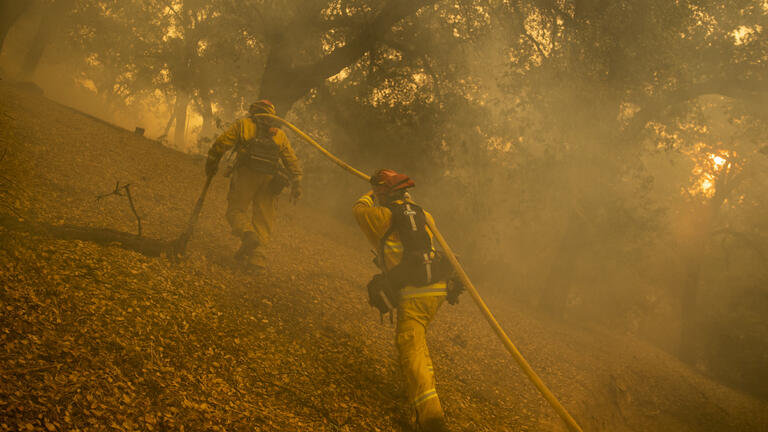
[244,247,266,272]
[421,417,451,432]
[234,231,259,261]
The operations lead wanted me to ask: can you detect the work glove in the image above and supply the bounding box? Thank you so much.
[290,180,302,204]
[205,155,220,177]
[446,276,465,305]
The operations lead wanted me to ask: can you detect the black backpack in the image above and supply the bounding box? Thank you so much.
[236,119,280,174]
[379,201,452,288]
[367,201,464,320]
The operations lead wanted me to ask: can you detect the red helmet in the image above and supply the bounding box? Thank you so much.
[370,169,415,196]
[249,99,276,116]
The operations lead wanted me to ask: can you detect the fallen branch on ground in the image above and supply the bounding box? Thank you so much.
[0,214,168,257]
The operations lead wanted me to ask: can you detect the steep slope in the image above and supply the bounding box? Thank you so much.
[1,81,767,432]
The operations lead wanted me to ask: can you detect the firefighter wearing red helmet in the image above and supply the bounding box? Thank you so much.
[205,100,302,271]
[353,169,452,432]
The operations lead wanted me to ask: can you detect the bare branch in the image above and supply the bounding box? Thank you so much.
[96,181,124,201]
[158,0,184,23]
[96,181,144,236]
[311,0,439,77]
[514,1,548,59]
[122,184,143,237]
[260,0,439,108]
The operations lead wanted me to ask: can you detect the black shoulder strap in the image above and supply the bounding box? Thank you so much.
[378,201,431,268]
[378,204,400,270]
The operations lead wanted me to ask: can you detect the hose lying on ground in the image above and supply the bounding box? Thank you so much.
[254,113,585,432]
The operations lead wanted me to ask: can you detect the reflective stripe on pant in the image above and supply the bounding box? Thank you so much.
[226,167,277,263]
[401,285,448,300]
[396,291,445,428]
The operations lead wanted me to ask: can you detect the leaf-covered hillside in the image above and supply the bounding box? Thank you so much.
[1,81,767,431]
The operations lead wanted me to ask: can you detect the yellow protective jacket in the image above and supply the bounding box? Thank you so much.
[208,117,302,181]
[353,192,447,299]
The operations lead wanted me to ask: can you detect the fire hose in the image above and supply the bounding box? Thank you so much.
[254,113,584,432]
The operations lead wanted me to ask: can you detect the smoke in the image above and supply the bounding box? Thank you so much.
[2,0,767,400]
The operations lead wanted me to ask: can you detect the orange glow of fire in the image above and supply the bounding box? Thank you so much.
[689,151,729,198]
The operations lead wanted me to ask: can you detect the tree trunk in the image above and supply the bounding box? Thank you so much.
[678,165,737,362]
[258,0,439,113]
[173,93,189,148]
[678,205,714,363]
[679,250,704,363]
[538,212,585,319]
[19,0,74,77]
[169,0,200,150]
[258,35,299,114]
[198,91,215,138]
[0,0,31,55]
[19,14,51,77]
[161,106,175,139]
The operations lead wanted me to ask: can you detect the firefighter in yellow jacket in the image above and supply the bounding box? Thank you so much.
[353,169,451,432]
[205,100,302,270]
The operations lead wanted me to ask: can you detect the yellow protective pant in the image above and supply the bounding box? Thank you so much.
[226,167,277,263]
[396,294,445,428]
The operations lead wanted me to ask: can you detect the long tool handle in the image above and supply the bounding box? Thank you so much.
[187,173,214,229]
[174,173,214,256]
[254,113,584,432]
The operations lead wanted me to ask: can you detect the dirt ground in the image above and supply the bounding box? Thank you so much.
[1,80,767,431]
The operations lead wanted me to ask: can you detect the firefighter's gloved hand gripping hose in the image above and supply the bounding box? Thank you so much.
[254,113,585,432]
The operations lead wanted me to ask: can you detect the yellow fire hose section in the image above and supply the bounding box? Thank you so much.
[255,113,585,432]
